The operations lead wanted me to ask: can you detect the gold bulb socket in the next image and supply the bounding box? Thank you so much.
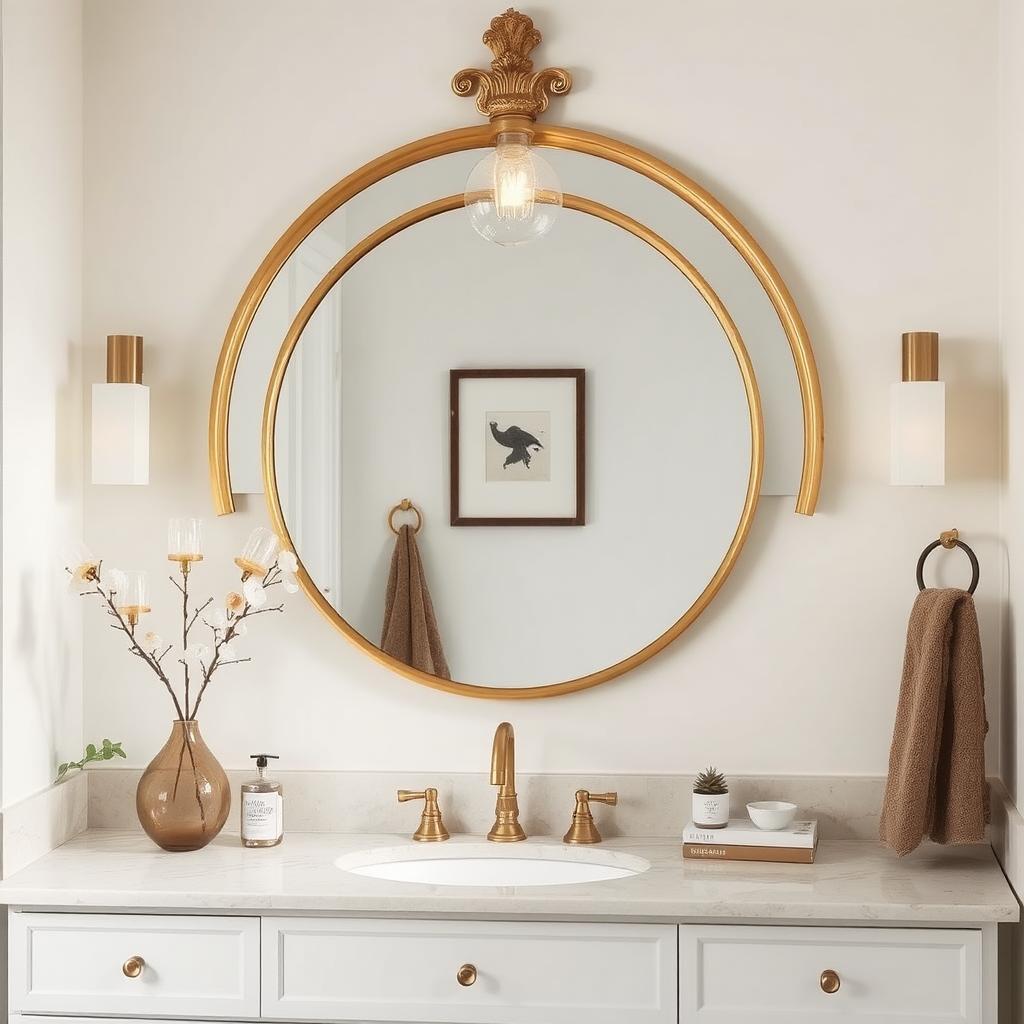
[234,557,269,579]
[489,115,536,142]
[107,335,144,384]
[901,332,939,382]
[119,605,151,627]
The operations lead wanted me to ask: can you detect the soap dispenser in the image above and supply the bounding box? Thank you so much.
[241,754,283,848]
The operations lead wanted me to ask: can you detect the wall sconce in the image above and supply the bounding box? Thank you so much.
[91,335,149,485]
[454,9,571,246]
[890,331,945,486]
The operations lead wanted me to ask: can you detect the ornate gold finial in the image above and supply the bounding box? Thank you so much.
[452,9,572,121]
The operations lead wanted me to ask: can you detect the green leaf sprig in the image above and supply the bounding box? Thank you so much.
[55,739,126,783]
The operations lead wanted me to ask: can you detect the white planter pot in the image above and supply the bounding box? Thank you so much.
[692,791,729,828]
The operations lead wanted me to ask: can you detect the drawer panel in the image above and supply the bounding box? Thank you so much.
[680,924,982,1023]
[262,917,677,1023]
[10,911,260,1018]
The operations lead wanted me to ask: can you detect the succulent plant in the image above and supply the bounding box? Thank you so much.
[693,766,728,795]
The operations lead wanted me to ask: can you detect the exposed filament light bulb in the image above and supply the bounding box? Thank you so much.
[465,131,562,246]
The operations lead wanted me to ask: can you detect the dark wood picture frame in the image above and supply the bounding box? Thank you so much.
[450,368,585,527]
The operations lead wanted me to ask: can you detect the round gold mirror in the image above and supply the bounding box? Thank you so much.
[209,10,822,699]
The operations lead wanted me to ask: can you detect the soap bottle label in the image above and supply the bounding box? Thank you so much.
[242,791,282,841]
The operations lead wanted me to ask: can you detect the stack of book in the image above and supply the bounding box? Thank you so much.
[682,818,818,863]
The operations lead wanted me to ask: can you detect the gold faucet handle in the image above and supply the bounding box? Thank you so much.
[397,787,450,842]
[563,789,618,845]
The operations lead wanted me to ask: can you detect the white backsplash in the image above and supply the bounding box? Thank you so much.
[2,772,88,879]
[87,770,887,840]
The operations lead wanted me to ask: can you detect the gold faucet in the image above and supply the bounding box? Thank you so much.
[397,787,450,842]
[487,722,526,842]
[562,789,618,844]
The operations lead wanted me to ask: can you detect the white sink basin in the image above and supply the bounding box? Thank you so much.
[336,842,650,887]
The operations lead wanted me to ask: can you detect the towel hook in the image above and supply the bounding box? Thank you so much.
[916,528,980,595]
[388,498,423,535]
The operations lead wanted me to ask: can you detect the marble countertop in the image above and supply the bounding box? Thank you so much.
[0,830,1016,923]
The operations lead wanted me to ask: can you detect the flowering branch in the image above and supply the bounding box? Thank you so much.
[69,537,297,722]
[80,575,186,720]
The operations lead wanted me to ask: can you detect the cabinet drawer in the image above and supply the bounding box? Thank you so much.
[680,924,982,1023]
[10,911,260,1018]
[262,917,677,1023]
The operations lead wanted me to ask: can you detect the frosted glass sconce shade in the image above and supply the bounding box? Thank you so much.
[168,518,204,563]
[890,332,945,486]
[235,527,280,578]
[91,335,149,485]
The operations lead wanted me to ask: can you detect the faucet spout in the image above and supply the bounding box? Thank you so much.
[490,721,514,788]
[487,722,526,842]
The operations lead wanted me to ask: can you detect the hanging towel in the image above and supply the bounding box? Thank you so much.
[380,524,450,680]
[879,588,989,856]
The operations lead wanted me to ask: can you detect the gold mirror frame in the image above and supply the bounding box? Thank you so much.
[210,123,823,519]
[262,193,763,699]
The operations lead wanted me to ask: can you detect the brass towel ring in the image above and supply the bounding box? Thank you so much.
[916,528,979,595]
[388,498,422,535]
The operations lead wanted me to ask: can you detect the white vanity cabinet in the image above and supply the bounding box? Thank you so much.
[9,912,260,1019]
[679,924,988,1023]
[6,911,998,1024]
[262,917,677,1023]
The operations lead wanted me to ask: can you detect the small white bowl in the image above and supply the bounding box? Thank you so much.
[746,801,798,831]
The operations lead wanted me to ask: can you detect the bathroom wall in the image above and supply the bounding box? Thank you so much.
[82,0,1001,776]
[2,0,85,806]
[997,0,1024,1015]
[1001,0,1024,817]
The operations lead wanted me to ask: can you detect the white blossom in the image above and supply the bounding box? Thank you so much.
[143,631,162,652]
[243,576,267,608]
[281,571,300,594]
[278,550,298,573]
[68,561,99,591]
[184,643,210,665]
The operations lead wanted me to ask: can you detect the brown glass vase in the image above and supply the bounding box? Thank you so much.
[136,721,230,852]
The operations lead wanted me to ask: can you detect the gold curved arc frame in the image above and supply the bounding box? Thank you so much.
[262,194,764,700]
[211,123,822,517]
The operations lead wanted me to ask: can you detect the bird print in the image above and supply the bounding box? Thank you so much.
[489,420,544,470]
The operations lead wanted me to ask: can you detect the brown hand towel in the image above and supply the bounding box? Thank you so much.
[879,588,989,856]
[380,524,450,680]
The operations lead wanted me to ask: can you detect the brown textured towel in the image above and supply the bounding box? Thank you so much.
[880,588,989,856]
[380,524,450,680]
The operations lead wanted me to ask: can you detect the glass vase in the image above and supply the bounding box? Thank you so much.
[136,720,230,852]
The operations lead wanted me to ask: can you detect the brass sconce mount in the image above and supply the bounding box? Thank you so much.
[452,8,572,126]
[901,331,939,383]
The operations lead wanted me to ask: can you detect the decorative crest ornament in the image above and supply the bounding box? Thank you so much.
[452,9,572,121]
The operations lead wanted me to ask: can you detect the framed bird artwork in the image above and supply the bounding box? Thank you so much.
[450,368,585,526]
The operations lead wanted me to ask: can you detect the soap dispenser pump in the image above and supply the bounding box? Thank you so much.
[241,754,283,848]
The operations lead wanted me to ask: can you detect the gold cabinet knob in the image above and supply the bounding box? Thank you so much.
[122,955,145,978]
[456,963,477,987]
[820,968,841,994]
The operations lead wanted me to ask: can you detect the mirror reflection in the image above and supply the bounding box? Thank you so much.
[271,205,754,687]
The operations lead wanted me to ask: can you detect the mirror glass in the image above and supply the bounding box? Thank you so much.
[271,203,753,687]
[230,149,801,498]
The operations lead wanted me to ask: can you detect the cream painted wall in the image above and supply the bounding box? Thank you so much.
[82,0,1001,777]
[997,0,1024,1017]
[2,0,85,805]
[1001,0,1024,812]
